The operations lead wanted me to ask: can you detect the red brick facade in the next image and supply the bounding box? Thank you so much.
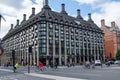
[101,19,120,59]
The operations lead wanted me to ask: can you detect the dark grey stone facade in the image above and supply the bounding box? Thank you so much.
[1,0,104,65]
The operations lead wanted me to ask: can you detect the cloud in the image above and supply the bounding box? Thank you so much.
[92,1,120,27]
[0,0,24,9]
[75,0,97,4]
[75,0,120,27]
[75,0,111,5]
[0,0,43,38]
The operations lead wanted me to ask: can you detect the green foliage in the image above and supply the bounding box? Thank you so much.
[116,49,120,60]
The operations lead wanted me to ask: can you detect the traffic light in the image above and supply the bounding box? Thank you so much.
[12,50,15,59]
[12,50,15,72]
[12,50,15,65]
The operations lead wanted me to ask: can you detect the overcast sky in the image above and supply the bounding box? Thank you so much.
[0,0,120,38]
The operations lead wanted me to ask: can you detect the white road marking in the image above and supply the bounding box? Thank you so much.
[46,70,101,77]
[105,67,120,69]
[25,73,87,80]
[0,69,13,72]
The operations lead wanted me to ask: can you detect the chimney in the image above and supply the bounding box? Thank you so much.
[23,14,26,21]
[42,0,51,10]
[45,0,48,6]
[88,13,93,23]
[11,24,13,29]
[17,19,19,25]
[29,8,35,18]
[77,9,80,16]
[111,21,115,27]
[76,9,83,19]
[101,19,105,27]
[62,4,65,11]
[88,13,91,20]
[61,3,67,15]
[32,7,35,15]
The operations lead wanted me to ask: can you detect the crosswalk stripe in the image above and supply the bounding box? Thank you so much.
[25,73,87,80]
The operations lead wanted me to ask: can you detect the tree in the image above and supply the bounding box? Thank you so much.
[116,50,120,60]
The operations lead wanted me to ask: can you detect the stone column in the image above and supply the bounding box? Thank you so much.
[69,28,72,64]
[64,26,67,65]
[74,28,77,64]
[53,24,55,64]
[46,22,49,66]
[59,25,62,65]
[37,23,40,65]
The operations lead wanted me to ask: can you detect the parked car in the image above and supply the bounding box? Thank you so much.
[108,60,114,64]
[114,60,120,64]
[95,60,101,66]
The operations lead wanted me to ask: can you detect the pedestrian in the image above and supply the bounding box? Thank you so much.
[91,60,95,69]
[14,62,19,72]
[50,60,53,68]
[55,62,58,69]
[67,62,70,68]
[72,61,75,67]
[85,61,90,69]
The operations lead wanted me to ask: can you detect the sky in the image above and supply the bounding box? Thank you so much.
[0,0,120,38]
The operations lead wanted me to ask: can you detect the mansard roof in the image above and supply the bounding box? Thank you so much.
[3,1,103,40]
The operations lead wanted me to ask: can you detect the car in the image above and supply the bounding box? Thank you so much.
[114,60,120,64]
[108,60,114,64]
[95,60,101,66]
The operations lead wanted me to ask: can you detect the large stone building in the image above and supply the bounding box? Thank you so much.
[101,19,120,60]
[1,0,104,65]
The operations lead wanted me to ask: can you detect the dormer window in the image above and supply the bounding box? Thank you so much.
[49,17,52,21]
[55,19,58,22]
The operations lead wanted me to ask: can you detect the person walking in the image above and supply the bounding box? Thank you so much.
[91,60,95,69]
[55,62,58,69]
[14,62,19,72]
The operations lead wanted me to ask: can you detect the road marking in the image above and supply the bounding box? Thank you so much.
[104,67,120,69]
[25,73,87,80]
[44,70,101,77]
[0,69,13,72]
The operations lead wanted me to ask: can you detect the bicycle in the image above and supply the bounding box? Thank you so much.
[35,66,46,72]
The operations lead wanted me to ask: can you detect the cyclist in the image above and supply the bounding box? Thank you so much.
[38,61,44,71]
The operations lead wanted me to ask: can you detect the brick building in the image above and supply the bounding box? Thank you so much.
[101,19,120,60]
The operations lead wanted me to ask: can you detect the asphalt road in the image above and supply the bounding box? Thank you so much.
[0,69,54,80]
[0,64,120,80]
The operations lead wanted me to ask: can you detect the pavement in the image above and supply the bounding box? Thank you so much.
[0,64,120,80]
